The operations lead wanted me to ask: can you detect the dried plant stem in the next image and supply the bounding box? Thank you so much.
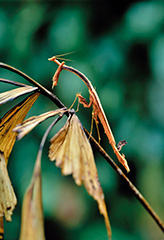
[37,114,64,164]
[0,62,164,233]
[0,78,28,87]
[84,128,164,233]
[0,63,66,110]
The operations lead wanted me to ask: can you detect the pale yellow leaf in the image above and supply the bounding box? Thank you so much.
[14,108,66,140]
[19,151,45,240]
[0,86,38,105]
[49,114,111,238]
[0,152,17,221]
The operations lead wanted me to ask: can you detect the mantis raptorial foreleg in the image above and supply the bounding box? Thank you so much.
[76,93,101,143]
[51,61,65,88]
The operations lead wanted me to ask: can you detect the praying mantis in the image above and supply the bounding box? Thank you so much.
[48,54,130,172]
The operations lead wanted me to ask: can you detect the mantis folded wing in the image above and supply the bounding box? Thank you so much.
[48,56,130,172]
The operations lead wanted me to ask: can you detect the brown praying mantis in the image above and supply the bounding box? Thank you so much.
[48,54,130,172]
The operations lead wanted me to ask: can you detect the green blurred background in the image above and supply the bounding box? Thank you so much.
[0,1,164,239]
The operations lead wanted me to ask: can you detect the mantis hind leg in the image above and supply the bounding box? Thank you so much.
[95,117,101,144]
[86,109,101,143]
[89,110,101,144]
[88,110,94,141]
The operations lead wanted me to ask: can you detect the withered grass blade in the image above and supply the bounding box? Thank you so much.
[0,92,40,163]
[49,114,111,238]
[14,108,66,140]
[0,151,17,222]
[0,86,38,105]
[19,145,45,240]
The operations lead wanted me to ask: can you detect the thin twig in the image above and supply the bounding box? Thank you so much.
[0,78,28,87]
[0,62,164,233]
[84,127,164,233]
[36,114,65,169]
[0,62,66,110]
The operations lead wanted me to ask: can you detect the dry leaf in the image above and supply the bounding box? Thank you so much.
[0,86,38,105]
[0,151,17,221]
[14,108,66,140]
[49,113,111,238]
[0,92,40,163]
[19,150,45,240]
